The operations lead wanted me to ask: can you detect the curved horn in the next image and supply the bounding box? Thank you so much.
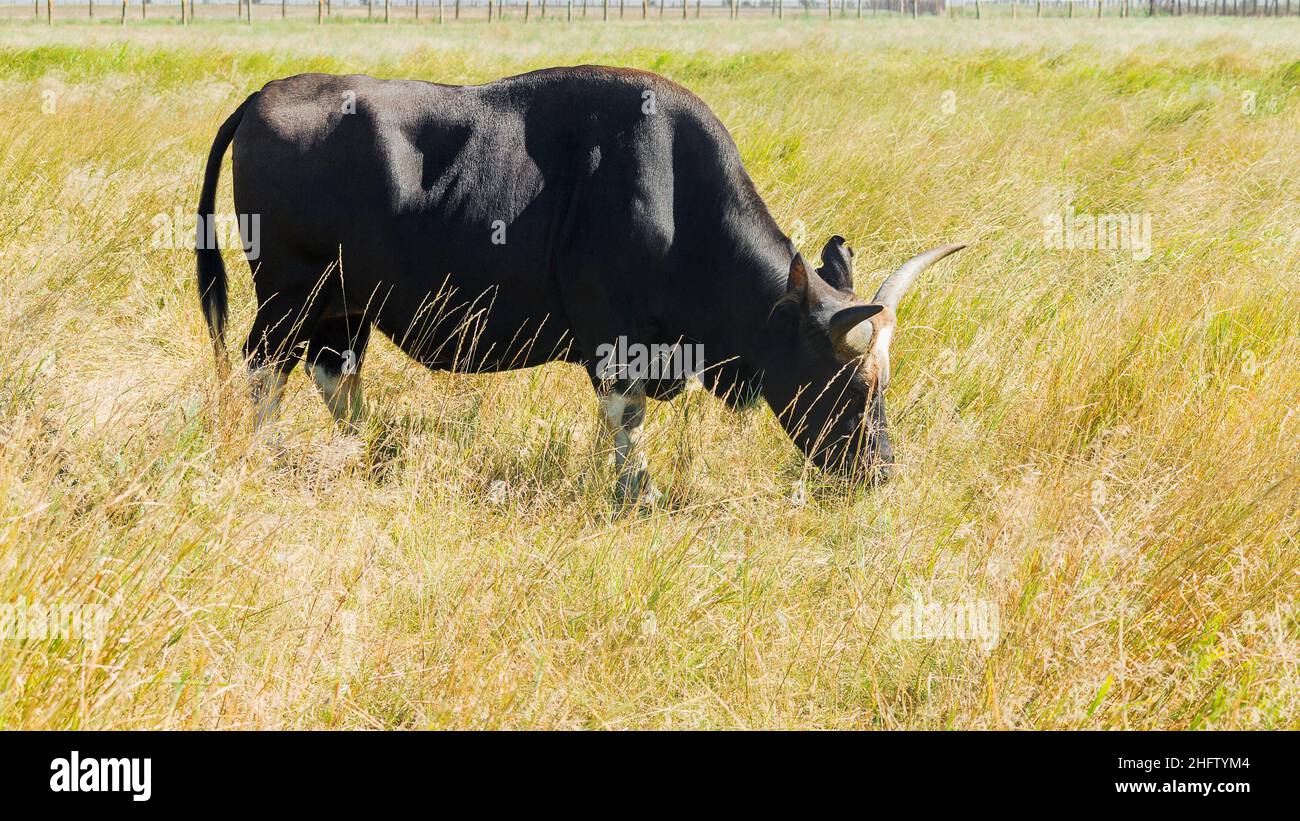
[871,243,966,313]
[828,304,884,357]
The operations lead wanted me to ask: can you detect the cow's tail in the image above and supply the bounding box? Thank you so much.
[196,94,255,377]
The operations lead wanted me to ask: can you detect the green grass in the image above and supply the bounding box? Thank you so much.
[0,17,1297,729]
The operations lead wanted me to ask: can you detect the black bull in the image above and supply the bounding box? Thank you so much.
[196,66,963,501]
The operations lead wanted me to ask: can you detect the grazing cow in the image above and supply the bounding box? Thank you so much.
[196,67,963,503]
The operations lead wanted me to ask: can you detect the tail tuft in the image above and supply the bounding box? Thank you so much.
[197,241,229,357]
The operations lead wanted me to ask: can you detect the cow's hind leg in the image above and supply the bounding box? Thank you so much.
[244,282,327,432]
[305,317,371,431]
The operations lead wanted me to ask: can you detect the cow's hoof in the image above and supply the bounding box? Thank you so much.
[614,470,658,511]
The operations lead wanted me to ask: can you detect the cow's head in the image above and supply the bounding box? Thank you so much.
[759,237,964,484]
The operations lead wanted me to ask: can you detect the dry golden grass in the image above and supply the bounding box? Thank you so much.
[0,17,1296,729]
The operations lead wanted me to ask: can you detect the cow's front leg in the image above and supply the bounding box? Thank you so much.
[598,382,656,507]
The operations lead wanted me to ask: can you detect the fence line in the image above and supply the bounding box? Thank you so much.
[21,0,1300,23]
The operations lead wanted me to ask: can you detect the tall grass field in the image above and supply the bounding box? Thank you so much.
[0,17,1296,729]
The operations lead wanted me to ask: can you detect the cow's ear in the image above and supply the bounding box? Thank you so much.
[771,254,811,322]
[785,253,810,299]
[816,235,854,292]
